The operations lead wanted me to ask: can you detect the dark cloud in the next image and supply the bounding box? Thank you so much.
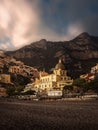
[40,0,98,35]
[82,15,98,35]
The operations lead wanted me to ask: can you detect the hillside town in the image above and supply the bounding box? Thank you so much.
[0,51,39,97]
[0,50,98,99]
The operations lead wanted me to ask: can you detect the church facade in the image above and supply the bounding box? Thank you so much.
[34,59,73,92]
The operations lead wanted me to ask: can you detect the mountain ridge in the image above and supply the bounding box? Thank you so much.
[6,32,98,78]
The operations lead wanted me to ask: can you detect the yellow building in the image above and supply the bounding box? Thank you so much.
[0,74,11,83]
[34,59,73,92]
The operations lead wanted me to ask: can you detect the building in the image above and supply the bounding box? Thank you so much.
[34,59,73,92]
[80,63,98,82]
[91,63,98,74]
[23,83,35,92]
[47,90,62,97]
[0,87,7,97]
[9,64,38,78]
[0,74,11,83]
[9,66,22,74]
[80,73,95,82]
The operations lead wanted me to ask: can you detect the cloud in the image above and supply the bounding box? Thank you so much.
[82,15,98,36]
[40,0,98,36]
[65,23,85,40]
[0,0,41,50]
[0,0,77,50]
[0,0,98,50]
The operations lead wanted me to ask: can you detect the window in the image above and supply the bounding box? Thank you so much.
[61,77,63,80]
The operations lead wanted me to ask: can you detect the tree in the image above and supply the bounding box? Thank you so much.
[11,74,31,86]
[73,78,89,93]
[15,86,25,95]
[6,86,15,96]
[23,90,36,95]
[63,85,73,93]
[63,85,73,97]
[89,78,98,95]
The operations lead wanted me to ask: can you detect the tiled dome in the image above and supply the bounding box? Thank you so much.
[55,59,65,70]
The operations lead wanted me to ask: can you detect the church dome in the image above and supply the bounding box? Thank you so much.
[55,59,65,70]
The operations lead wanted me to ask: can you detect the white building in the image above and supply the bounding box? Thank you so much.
[91,63,98,74]
[47,90,62,97]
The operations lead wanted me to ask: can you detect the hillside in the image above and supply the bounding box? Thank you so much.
[0,52,39,87]
[6,32,98,78]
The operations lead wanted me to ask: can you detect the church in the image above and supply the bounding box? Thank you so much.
[34,59,73,92]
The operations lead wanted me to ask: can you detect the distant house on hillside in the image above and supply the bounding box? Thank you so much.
[0,87,7,97]
[80,73,95,82]
[80,63,98,82]
[0,74,11,83]
[91,63,98,74]
[9,66,22,74]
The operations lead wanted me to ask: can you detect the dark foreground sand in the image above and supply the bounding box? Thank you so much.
[0,99,98,130]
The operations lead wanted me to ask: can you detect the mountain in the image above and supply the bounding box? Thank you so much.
[6,32,98,78]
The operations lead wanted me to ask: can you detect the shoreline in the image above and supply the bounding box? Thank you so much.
[0,96,97,103]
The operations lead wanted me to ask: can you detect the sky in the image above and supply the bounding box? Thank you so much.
[0,0,98,50]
